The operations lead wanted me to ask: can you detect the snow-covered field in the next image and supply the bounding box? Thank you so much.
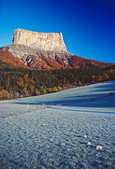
[0,81,115,168]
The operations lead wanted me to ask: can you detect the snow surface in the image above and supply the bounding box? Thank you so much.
[0,81,115,168]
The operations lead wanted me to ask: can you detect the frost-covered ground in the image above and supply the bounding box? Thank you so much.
[0,81,115,169]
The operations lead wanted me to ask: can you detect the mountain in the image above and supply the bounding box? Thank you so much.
[0,28,114,69]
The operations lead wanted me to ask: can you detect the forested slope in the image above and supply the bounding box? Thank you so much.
[0,67,115,100]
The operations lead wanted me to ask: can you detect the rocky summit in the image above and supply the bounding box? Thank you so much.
[12,28,67,52]
[0,28,114,69]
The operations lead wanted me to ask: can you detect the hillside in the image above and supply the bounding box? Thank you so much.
[0,66,115,100]
[0,45,114,70]
[0,50,29,69]
[69,55,113,68]
[102,65,115,73]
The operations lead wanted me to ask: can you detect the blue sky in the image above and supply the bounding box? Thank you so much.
[0,0,115,63]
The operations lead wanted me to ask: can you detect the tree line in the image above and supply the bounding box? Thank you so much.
[0,67,115,100]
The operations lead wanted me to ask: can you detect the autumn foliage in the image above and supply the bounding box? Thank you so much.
[0,50,29,68]
[0,67,115,100]
[0,50,114,71]
[69,55,114,68]
[0,49,115,100]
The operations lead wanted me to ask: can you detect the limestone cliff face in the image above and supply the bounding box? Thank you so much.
[12,28,67,52]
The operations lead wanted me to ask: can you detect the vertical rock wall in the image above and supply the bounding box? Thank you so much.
[12,28,67,52]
